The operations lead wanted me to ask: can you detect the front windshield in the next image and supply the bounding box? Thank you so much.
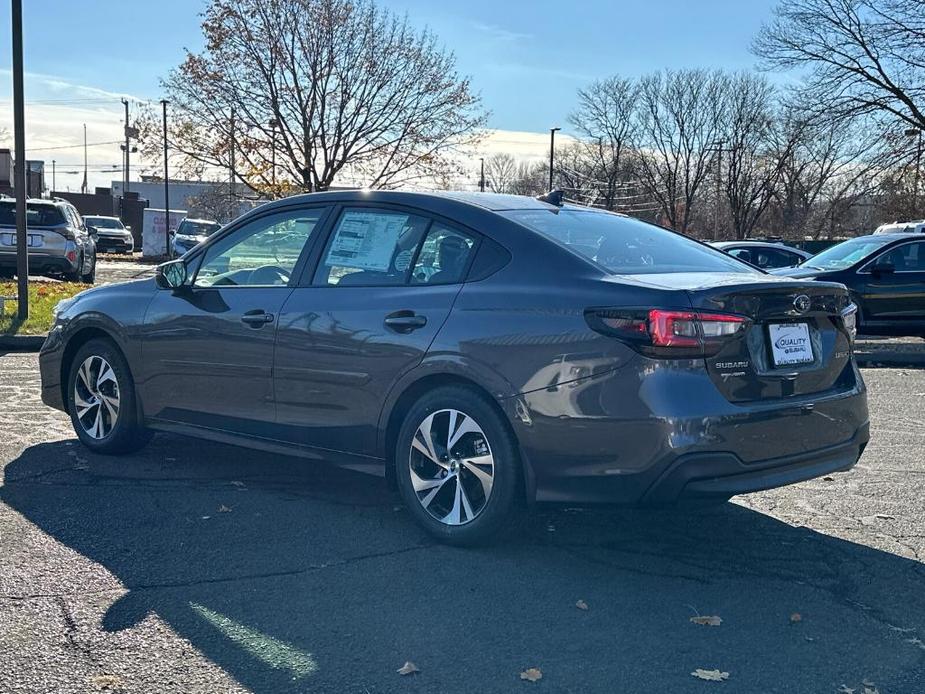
[85,217,124,229]
[502,208,756,275]
[803,237,892,271]
[178,220,221,237]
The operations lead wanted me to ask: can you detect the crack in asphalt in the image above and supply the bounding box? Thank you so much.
[0,544,431,602]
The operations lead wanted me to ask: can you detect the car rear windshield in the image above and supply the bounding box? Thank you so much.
[178,220,221,236]
[85,217,124,229]
[502,208,754,275]
[802,237,893,271]
[0,202,67,227]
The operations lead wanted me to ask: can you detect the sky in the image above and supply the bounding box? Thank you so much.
[0,0,780,192]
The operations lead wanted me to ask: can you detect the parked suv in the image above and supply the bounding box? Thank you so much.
[0,197,97,282]
[84,215,134,254]
[171,218,223,257]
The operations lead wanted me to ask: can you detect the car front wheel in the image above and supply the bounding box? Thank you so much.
[395,385,520,545]
[67,338,152,454]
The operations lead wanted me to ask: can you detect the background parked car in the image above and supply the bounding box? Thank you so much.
[710,240,812,269]
[773,232,925,337]
[874,220,925,234]
[171,218,223,256]
[0,197,96,282]
[83,215,134,255]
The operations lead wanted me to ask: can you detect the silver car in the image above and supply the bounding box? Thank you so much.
[0,197,97,282]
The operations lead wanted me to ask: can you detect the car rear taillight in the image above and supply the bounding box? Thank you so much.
[587,308,748,357]
[842,304,858,343]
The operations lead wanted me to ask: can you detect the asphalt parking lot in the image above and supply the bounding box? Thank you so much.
[1,354,924,693]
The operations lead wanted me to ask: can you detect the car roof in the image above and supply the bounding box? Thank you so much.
[182,218,221,224]
[84,215,119,220]
[711,240,801,249]
[257,189,564,214]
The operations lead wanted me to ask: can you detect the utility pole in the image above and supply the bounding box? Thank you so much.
[121,98,130,195]
[549,127,561,192]
[479,157,485,192]
[161,99,171,258]
[229,107,236,203]
[51,160,55,194]
[12,0,28,319]
[81,123,88,194]
[907,128,923,218]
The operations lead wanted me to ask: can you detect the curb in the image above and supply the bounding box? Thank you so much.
[0,335,46,352]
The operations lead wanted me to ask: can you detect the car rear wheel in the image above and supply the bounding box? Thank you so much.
[395,386,520,545]
[67,339,152,454]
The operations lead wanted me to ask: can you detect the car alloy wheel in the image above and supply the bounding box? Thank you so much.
[73,355,120,439]
[408,408,495,525]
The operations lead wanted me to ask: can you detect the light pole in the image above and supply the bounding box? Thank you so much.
[12,0,28,319]
[906,128,923,218]
[549,127,561,191]
[162,99,170,258]
[708,139,729,239]
[479,157,485,192]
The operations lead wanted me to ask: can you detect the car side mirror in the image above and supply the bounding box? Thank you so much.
[871,260,895,275]
[88,227,99,239]
[155,259,188,289]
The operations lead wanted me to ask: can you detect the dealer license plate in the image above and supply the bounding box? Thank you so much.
[769,323,814,367]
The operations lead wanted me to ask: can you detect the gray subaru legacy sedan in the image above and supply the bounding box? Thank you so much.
[39,191,869,544]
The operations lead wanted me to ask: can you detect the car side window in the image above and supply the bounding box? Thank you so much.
[411,224,476,284]
[727,248,753,264]
[315,208,430,286]
[194,208,327,287]
[876,242,925,272]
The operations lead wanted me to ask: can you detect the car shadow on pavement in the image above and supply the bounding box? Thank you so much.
[4,435,925,693]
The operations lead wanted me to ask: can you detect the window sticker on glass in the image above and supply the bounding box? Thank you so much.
[327,212,408,272]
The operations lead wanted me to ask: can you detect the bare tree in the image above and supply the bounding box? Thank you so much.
[754,0,925,131]
[508,160,547,197]
[484,153,517,193]
[768,111,888,238]
[721,73,800,239]
[634,69,728,232]
[569,77,639,210]
[140,0,486,195]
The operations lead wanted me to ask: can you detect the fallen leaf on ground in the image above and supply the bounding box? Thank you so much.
[690,615,722,626]
[691,669,729,682]
[397,661,419,676]
[89,674,123,690]
[218,505,232,513]
[822,476,834,481]
[520,668,543,682]
[790,612,802,623]
[575,599,589,611]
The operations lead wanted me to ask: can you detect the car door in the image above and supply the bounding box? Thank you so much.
[856,240,925,326]
[140,206,330,433]
[273,206,478,461]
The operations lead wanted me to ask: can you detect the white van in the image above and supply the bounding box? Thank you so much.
[874,220,925,234]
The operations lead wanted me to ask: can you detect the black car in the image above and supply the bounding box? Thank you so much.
[710,240,812,269]
[39,191,869,544]
[773,233,925,337]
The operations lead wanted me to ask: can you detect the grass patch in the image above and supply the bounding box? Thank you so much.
[0,281,91,336]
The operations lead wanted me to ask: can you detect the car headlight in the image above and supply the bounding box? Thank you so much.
[52,296,77,320]
[842,303,858,342]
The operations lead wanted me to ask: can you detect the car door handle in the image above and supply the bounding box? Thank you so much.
[241,311,275,326]
[384,311,427,333]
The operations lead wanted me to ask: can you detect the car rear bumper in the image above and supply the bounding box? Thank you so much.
[0,251,78,274]
[509,359,870,505]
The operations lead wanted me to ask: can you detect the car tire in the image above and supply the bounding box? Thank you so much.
[66,338,152,454]
[80,256,96,284]
[395,385,521,545]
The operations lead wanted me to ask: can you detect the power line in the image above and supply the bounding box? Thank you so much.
[26,140,123,152]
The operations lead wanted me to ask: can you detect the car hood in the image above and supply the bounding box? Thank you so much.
[175,234,207,244]
[769,267,836,279]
